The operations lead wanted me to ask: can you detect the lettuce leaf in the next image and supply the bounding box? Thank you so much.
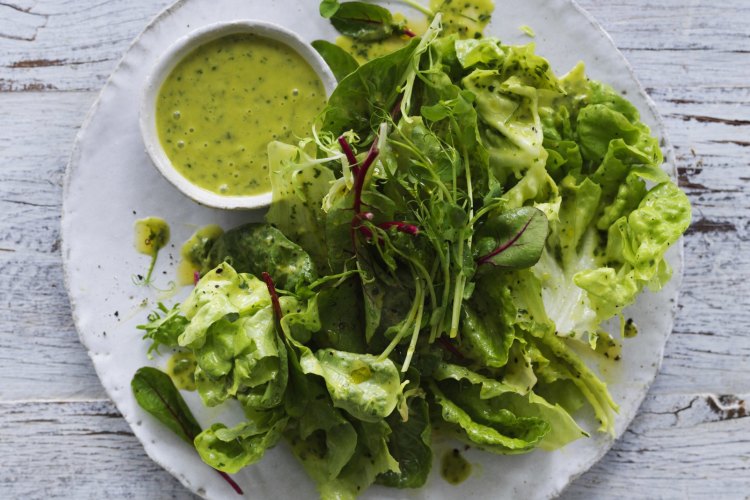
[299,347,402,422]
[178,264,288,411]
[194,409,287,473]
[377,397,432,489]
[430,363,585,451]
[266,141,337,273]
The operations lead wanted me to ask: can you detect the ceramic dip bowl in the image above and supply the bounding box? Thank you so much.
[139,20,337,210]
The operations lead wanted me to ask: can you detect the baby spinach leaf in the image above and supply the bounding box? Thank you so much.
[312,40,360,81]
[131,367,202,444]
[377,397,432,488]
[205,223,317,291]
[319,0,340,18]
[329,2,401,42]
[475,207,549,269]
[317,278,368,353]
[322,38,420,137]
[131,367,244,494]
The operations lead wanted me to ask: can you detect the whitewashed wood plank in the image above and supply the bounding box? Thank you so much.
[562,392,750,499]
[0,400,194,498]
[0,0,748,92]
[0,92,92,254]
[0,0,173,92]
[0,253,108,400]
[654,223,750,395]
[0,394,745,499]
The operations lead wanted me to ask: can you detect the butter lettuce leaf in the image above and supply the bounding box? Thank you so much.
[179,264,288,412]
[431,363,585,451]
[299,348,402,422]
[194,410,288,473]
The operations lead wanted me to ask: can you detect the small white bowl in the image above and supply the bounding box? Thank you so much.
[139,20,337,210]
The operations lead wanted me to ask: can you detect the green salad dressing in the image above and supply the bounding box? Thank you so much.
[624,318,639,338]
[156,34,327,197]
[167,351,197,391]
[335,0,495,63]
[134,217,170,283]
[440,449,472,485]
[431,0,494,39]
[594,332,623,361]
[336,14,427,63]
[177,224,224,286]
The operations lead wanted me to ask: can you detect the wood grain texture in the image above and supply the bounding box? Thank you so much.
[0,0,748,498]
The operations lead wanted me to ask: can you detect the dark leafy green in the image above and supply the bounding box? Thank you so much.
[312,40,360,81]
[204,223,317,291]
[132,367,202,444]
[475,206,549,268]
[329,2,404,42]
[321,38,420,138]
[319,0,340,18]
[377,397,432,488]
[131,367,244,494]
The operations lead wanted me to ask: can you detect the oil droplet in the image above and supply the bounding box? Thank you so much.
[133,217,170,284]
[177,224,224,286]
[134,217,169,257]
[441,449,472,485]
[624,318,638,338]
[167,351,197,391]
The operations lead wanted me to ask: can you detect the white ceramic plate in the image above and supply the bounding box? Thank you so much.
[62,1,683,498]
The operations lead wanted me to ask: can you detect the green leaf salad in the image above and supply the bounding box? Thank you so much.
[133,5,690,499]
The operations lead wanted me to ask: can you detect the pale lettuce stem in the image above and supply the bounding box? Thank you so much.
[436,245,451,341]
[427,257,441,343]
[307,269,361,291]
[449,145,474,338]
[449,271,464,338]
[425,229,450,343]
[379,276,423,361]
[144,253,157,284]
[462,145,475,245]
[449,226,465,338]
[402,290,425,373]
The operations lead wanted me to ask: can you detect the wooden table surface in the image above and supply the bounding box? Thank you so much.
[1,0,748,498]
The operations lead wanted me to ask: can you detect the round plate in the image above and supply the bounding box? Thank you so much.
[62,1,683,498]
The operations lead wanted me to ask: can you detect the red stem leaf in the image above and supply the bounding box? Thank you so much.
[261,272,284,326]
[216,470,244,495]
[476,217,533,265]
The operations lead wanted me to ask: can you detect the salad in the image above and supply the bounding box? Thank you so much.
[131,2,691,499]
